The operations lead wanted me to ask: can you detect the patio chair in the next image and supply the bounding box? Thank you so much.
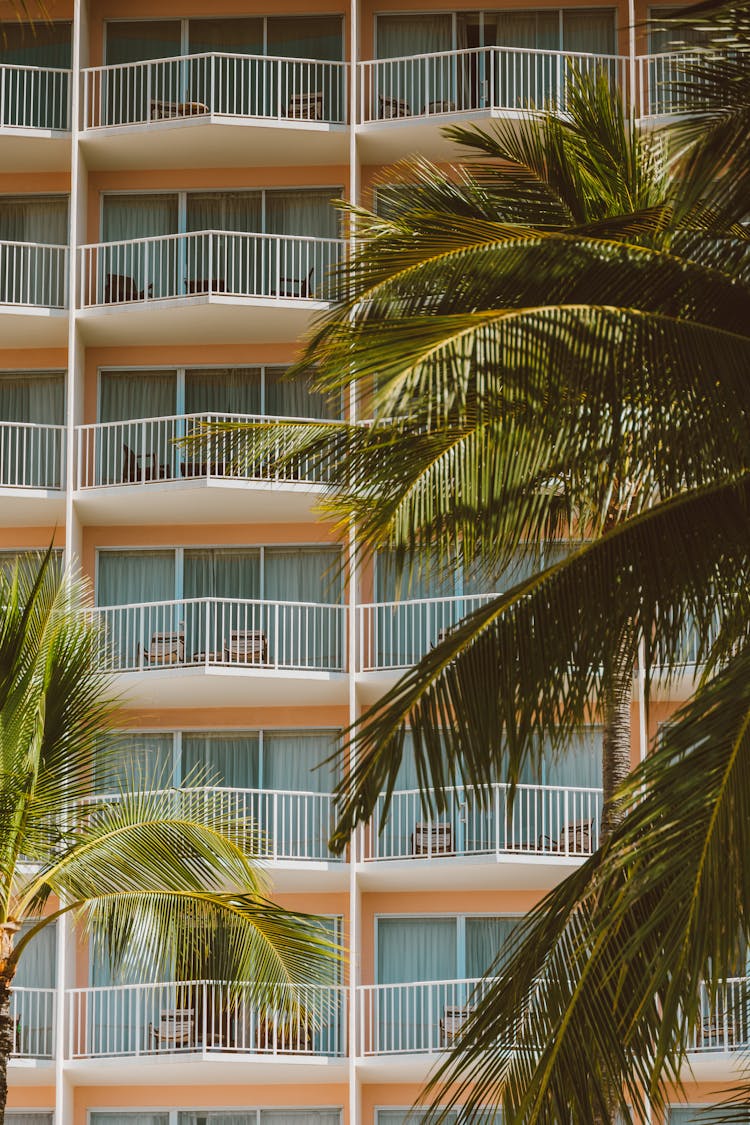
[137,623,185,667]
[103,274,153,303]
[150,98,210,119]
[379,94,412,118]
[412,821,453,856]
[286,91,325,120]
[148,1008,195,1050]
[277,266,314,299]
[538,819,593,854]
[228,629,268,664]
[440,1004,473,1046]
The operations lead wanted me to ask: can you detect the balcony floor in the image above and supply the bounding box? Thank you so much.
[356,851,586,893]
[80,116,349,170]
[73,478,328,525]
[0,129,71,171]
[75,295,325,345]
[0,306,68,346]
[112,665,349,708]
[65,1051,349,1087]
[0,490,65,527]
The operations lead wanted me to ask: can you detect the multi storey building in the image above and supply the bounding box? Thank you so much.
[0,2,738,1123]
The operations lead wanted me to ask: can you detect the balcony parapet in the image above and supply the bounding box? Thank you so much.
[0,421,65,491]
[0,63,71,131]
[96,596,347,675]
[0,241,68,309]
[82,53,348,130]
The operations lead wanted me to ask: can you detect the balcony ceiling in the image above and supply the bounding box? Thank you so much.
[0,129,71,171]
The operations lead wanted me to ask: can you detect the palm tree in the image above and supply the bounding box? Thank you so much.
[189,13,750,1118]
[0,550,339,1118]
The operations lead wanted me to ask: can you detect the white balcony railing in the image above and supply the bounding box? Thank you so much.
[69,980,347,1060]
[0,241,68,308]
[79,231,343,309]
[361,977,495,1055]
[95,785,340,863]
[11,986,56,1059]
[359,593,496,671]
[83,52,347,129]
[0,421,65,490]
[690,978,750,1052]
[0,63,71,130]
[637,50,725,117]
[75,412,334,490]
[96,596,347,674]
[367,783,601,861]
[360,45,628,123]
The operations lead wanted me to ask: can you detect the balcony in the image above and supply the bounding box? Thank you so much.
[96,596,348,706]
[637,50,721,119]
[0,421,66,525]
[67,980,347,1083]
[74,412,333,525]
[361,782,602,891]
[10,986,56,1075]
[81,54,348,169]
[0,64,71,170]
[0,241,69,345]
[95,785,345,891]
[77,231,343,344]
[358,45,628,162]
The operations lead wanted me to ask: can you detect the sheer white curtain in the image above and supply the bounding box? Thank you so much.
[184,367,262,416]
[14,921,56,1055]
[183,548,260,657]
[179,1116,256,1125]
[6,1116,54,1125]
[260,1111,341,1125]
[97,369,178,485]
[264,366,339,420]
[377,917,456,1050]
[0,194,68,304]
[263,731,338,793]
[264,189,341,301]
[185,192,262,296]
[376,15,453,116]
[0,371,65,487]
[0,371,64,424]
[187,19,263,115]
[562,9,616,54]
[263,547,342,668]
[91,1114,169,1125]
[96,732,175,792]
[465,916,517,976]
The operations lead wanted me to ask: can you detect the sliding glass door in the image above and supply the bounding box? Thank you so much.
[0,195,68,305]
[0,371,64,487]
[101,193,179,301]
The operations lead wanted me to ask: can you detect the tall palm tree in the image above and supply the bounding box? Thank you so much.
[0,551,338,1118]
[193,12,750,1117]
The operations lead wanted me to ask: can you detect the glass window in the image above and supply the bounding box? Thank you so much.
[266,17,343,61]
[0,24,71,130]
[188,19,263,55]
[105,21,181,65]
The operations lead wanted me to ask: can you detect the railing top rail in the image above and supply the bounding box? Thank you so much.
[94,783,335,800]
[69,978,346,995]
[78,411,341,430]
[360,592,498,610]
[364,44,628,65]
[0,61,71,74]
[0,420,65,431]
[84,50,347,74]
[96,595,344,612]
[638,47,727,62]
[384,781,603,797]
[362,976,487,992]
[10,985,57,994]
[0,239,68,251]
[81,230,345,251]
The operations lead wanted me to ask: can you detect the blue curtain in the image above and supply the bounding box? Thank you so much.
[101,194,179,300]
[0,22,71,128]
[263,547,342,668]
[376,16,453,116]
[377,917,456,1051]
[183,548,260,658]
[182,731,260,789]
[97,550,176,666]
[0,371,64,488]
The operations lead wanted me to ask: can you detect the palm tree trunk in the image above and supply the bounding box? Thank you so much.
[0,921,20,1122]
[600,633,634,845]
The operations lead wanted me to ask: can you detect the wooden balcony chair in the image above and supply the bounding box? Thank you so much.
[228,629,268,664]
[150,98,210,119]
[103,274,153,303]
[277,266,314,299]
[148,1008,196,1050]
[412,821,453,856]
[440,1004,473,1046]
[137,623,185,667]
[379,94,412,118]
[538,819,594,854]
[285,91,325,120]
[121,443,171,483]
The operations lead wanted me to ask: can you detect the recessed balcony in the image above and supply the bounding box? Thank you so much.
[360,782,602,891]
[74,412,332,525]
[77,231,343,344]
[357,46,628,162]
[0,241,69,345]
[636,50,713,120]
[0,421,66,524]
[80,54,349,169]
[0,64,71,170]
[67,980,348,1083]
[96,596,348,706]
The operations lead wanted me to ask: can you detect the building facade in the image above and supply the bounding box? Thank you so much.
[0,1,739,1122]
